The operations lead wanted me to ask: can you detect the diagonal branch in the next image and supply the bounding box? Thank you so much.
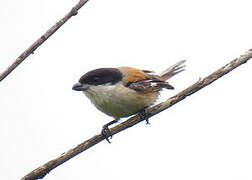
[21,49,252,180]
[0,0,89,82]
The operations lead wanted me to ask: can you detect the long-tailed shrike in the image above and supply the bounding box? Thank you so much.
[73,60,185,142]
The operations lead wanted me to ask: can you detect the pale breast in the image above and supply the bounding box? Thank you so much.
[84,83,158,119]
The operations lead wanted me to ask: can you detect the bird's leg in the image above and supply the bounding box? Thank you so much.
[101,119,118,143]
[139,107,150,125]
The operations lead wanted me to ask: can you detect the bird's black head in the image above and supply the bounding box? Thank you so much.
[72,68,123,91]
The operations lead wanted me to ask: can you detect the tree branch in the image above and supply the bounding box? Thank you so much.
[21,49,252,180]
[0,0,89,82]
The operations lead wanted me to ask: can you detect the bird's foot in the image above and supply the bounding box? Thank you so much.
[101,125,112,143]
[101,120,118,143]
[139,108,150,125]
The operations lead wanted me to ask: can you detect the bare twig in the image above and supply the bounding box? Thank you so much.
[21,49,252,180]
[0,0,89,82]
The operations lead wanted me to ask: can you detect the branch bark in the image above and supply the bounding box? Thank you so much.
[21,49,252,180]
[0,0,89,82]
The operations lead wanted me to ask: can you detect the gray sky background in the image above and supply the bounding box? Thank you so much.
[1,0,252,179]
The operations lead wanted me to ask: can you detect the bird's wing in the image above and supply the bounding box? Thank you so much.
[119,66,175,93]
[126,76,174,93]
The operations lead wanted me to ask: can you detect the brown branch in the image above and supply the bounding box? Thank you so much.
[21,49,252,180]
[0,0,89,82]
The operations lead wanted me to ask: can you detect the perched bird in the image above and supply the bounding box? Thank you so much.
[72,60,185,142]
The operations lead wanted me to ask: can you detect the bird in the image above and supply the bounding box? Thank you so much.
[72,60,186,142]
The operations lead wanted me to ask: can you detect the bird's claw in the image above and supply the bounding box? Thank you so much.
[139,108,150,125]
[101,125,112,143]
[145,118,150,125]
[101,119,118,143]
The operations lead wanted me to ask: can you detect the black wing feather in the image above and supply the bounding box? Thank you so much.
[127,77,174,93]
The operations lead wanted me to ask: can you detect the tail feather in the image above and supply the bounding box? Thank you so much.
[159,60,186,80]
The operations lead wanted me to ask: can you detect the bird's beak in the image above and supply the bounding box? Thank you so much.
[72,82,90,91]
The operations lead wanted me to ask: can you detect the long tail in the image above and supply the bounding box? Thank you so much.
[159,60,186,80]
